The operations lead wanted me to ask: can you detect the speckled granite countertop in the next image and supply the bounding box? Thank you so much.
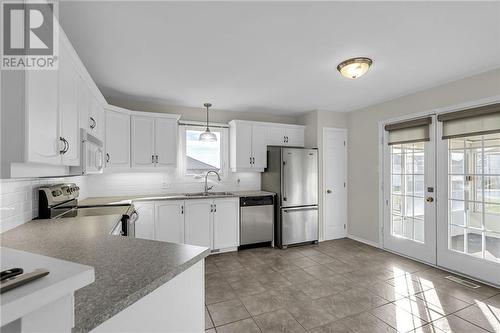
[0,214,209,332]
[79,190,276,206]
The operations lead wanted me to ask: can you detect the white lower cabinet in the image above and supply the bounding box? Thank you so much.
[212,198,240,249]
[134,202,155,240]
[155,201,184,243]
[134,198,239,251]
[184,200,212,248]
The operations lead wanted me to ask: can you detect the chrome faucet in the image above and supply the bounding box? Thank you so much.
[204,170,221,193]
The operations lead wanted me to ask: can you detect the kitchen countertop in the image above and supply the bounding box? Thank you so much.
[1,247,94,327]
[78,190,276,206]
[0,214,209,332]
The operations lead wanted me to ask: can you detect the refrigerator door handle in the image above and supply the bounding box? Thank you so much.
[283,206,318,213]
[282,160,287,201]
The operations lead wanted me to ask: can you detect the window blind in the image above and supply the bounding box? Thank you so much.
[385,117,432,145]
[437,103,500,139]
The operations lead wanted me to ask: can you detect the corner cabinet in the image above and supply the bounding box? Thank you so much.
[104,106,130,169]
[131,113,180,169]
[229,120,305,172]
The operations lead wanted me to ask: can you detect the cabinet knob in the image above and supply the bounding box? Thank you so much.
[89,117,96,129]
[326,189,332,194]
[426,196,434,203]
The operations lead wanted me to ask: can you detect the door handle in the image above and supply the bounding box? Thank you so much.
[426,196,434,203]
[283,207,318,213]
[326,189,332,194]
[106,153,110,163]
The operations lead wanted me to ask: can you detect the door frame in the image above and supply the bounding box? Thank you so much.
[322,127,348,241]
[378,96,500,280]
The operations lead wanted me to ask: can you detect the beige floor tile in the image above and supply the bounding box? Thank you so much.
[363,281,415,302]
[431,314,490,333]
[292,256,319,268]
[370,303,428,333]
[414,289,472,315]
[285,299,336,330]
[393,297,444,323]
[239,292,283,316]
[339,312,397,333]
[207,299,251,327]
[216,318,261,333]
[281,268,317,284]
[304,265,337,279]
[308,320,352,333]
[453,303,500,332]
[205,307,214,329]
[254,309,306,333]
[229,279,267,297]
[205,280,238,305]
[295,279,344,299]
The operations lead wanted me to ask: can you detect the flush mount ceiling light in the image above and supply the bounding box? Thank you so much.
[199,103,217,142]
[337,57,373,79]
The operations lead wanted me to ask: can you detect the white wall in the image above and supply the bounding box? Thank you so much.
[347,68,500,245]
[0,176,87,232]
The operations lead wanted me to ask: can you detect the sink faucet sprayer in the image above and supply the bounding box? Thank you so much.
[204,170,221,193]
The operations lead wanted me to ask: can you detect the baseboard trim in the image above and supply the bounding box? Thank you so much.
[347,234,381,248]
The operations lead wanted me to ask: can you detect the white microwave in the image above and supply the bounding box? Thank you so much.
[70,129,104,175]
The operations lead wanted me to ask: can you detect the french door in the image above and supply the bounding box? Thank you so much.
[383,116,437,265]
[437,128,500,285]
[383,103,500,286]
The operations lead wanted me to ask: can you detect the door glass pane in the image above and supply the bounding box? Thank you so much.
[485,232,500,261]
[447,133,500,262]
[450,225,465,253]
[466,229,482,258]
[390,143,425,243]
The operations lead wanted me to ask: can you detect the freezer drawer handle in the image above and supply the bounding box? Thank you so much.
[283,207,318,213]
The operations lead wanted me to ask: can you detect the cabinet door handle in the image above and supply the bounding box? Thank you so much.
[210,204,213,213]
[151,155,155,163]
[249,156,252,165]
[214,204,216,213]
[252,157,255,164]
[155,155,159,163]
[106,153,110,163]
[59,137,68,154]
[181,205,184,214]
[89,117,96,129]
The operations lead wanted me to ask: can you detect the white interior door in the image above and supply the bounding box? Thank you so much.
[383,117,436,265]
[323,128,347,240]
[437,128,500,285]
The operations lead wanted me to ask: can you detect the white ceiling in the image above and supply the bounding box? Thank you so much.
[59,1,500,115]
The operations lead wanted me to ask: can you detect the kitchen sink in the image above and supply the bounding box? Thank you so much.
[184,192,234,197]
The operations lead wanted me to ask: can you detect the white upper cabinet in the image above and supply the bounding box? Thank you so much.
[267,125,305,146]
[285,127,305,147]
[134,202,155,240]
[105,107,130,169]
[266,125,286,146]
[25,65,61,165]
[131,116,156,168]
[230,121,253,170]
[131,113,179,169]
[251,124,268,169]
[212,198,239,250]
[89,97,104,141]
[155,201,185,243]
[155,117,177,167]
[229,120,305,172]
[58,42,80,166]
[184,200,212,248]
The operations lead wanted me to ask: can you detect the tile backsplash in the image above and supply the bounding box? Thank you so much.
[0,171,260,233]
[0,176,87,233]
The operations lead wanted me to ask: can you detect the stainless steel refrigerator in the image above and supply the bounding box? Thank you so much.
[262,146,319,248]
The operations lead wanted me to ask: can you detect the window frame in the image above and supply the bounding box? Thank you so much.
[178,124,229,178]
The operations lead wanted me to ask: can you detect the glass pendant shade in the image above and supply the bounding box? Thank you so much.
[199,103,217,142]
[337,57,372,79]
[199,128,217,142]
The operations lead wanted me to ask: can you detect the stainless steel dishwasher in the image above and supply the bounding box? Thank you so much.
[239,195,274,249]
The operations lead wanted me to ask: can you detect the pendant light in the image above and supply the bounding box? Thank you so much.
[337,57,373,79]
[199,103,217,142]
